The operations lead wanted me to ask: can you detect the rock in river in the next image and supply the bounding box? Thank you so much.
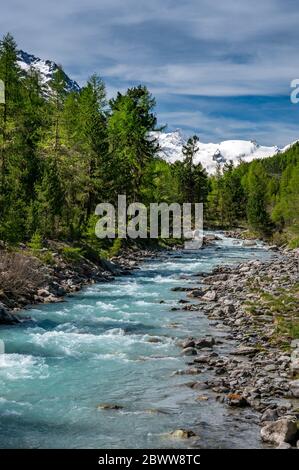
[181,347,197,356]
[97,403,124,411]
[261,418,298,445]
[0,303,20,325]
[170,429,196,439]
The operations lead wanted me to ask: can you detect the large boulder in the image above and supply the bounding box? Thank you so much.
[0,303,20,325]
[261,418,297,445]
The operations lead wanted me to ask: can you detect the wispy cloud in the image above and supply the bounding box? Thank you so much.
[1,0,299,145]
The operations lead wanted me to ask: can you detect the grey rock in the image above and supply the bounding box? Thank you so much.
[242,240,257,247]
[276,442,291,449]
[261,418,297,445]
[289,379,299,398]
[181,347,197,356]
[202,290,217,302]
[261,408,279,423]
[195,337,215,349]
[0,302,20,325]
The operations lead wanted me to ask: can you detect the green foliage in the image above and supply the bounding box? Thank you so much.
[61,246,82,262]
[206,143,299,241]
[28,232,43,250]
[109,238,122,257]
[107,85,159,202]
[0,32,298,249]
[288,237,299,249]
[173,135,209,205]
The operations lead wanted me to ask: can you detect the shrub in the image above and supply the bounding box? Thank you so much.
[109,238,122,257]
[28,232,43,250]
[0,251,45,297]
[288,237,299,249]
[61,246,82,262]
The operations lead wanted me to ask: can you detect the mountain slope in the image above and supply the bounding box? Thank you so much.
[17,50,80,93]
[153,130,288,174]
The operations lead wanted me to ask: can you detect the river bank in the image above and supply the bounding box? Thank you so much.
[0,235,218,325]
[0,242,166,325]
[177,247,299,448]
[0,235,274,449]
[1,234,298,449]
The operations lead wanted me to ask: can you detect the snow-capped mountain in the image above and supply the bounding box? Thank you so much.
[153,130,290,174]
[15,50,298,173]
[17,50,80,93]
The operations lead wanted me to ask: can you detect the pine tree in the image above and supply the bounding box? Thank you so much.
[175,135,208,204]
[245,162,272,235]
[107,86,159,202]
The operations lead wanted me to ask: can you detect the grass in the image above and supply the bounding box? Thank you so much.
[244,281,299,349]
[288,237,299,249]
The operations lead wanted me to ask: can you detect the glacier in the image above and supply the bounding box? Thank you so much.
[152,130,296,174]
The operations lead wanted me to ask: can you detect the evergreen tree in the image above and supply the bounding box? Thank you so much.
[175,135,208,204]
[107,85,159,202]
[245,162,272,235]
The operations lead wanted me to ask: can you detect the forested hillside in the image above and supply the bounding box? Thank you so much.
[208,145,299,246]
[0,32,298,252]
[0,33,208,252]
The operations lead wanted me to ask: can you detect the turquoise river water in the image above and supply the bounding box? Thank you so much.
[0,236,271,448]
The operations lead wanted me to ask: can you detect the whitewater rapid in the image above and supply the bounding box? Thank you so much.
[0,236,270,448]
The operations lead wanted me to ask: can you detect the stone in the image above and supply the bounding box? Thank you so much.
[261,418,297,445]
[276,442,291,449]
[195,337,215,349]
[290,358,299,376]
[194,354,211,364]
[268,245,279,251]
[146,336,162,343]
[0,302,20,325]
[202,290,217,302]
[181,339,195,349]
[224,304,235,314]
[242,240,257,247]
[170,429,196,439]
[174,368,200,376]
[96,403,123,410]
[227,393,248,407]
[196,395,209,401]
[181,347,197,356]
[37,288,51,298]
[231,346,258,356]
[289,379,299,398]
[261,408,278,423]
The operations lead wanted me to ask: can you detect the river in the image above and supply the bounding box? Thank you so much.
[0,235,271,448]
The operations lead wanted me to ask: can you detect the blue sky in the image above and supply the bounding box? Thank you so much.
[1,0,299,145]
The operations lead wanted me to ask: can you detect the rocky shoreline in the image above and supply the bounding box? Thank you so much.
[0,244,164,325]
[2,234,299,448]
[177,247,299,448]
[0,235,217,325]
